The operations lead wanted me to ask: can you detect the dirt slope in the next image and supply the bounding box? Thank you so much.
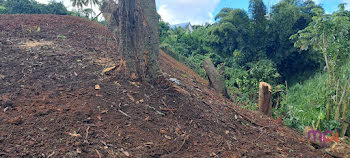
[0,15,330,157]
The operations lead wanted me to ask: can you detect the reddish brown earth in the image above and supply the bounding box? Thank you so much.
[0,15,331,157]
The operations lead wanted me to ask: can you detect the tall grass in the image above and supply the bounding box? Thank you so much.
[280,60,350,135]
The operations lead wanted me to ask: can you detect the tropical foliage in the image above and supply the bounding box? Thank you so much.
[158,0,350,136]
[160,0,321,104]
[286,5,350,134]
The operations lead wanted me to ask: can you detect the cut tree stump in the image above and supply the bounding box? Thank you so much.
[259,82,272,116]
[202,59,229,99]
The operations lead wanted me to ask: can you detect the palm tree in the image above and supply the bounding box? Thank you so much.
[71,0,88,10]
[85,0,100,19]
[82,8,95,18]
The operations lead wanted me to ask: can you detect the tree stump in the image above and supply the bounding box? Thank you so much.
[259,82,272,116]
[202,59,229,99]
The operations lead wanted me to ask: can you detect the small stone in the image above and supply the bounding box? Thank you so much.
[169,78,180,85]
[164,135,172,140]
[114,81,121,86]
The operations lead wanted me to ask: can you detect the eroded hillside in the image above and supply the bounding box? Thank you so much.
[0,15,330,157]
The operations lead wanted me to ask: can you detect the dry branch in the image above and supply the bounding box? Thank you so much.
[95,149,102,158]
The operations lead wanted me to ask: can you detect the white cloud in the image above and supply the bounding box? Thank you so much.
[343,0,350,10]
[156,0,221,25]
[36,0,49,4]
[311,0,350,11]
[312,0,322,4]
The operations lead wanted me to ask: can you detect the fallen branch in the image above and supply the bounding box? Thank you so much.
[239,113,271,128]
[160,108,177,112]
[161,99,168,107]
[47,152,55,158]
[84,124,97,127]
[118,110,131,118]
[161,135,189,158]
[156,111,165,116]
[95,149,102,158]
[85,126,90,141]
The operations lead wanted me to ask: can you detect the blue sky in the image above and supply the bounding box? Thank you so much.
[36,0,349,25]
[156,0,348,25]
[213,0,345,16]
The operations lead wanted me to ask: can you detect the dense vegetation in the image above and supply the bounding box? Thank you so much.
[159,0,350,136]
[159,0,323,105]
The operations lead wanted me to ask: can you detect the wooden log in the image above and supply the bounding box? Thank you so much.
[259,82,272,116]
[202,59,229,99]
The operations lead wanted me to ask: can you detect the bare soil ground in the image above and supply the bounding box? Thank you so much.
[0,15,331,157]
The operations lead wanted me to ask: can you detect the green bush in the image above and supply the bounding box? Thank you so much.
[224,59,281,108]
[0,6,6,14]
[246,59,281,85]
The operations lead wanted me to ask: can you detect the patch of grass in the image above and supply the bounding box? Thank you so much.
[278,59,350,134]
[281,72,329,130]
[57,35,67,39]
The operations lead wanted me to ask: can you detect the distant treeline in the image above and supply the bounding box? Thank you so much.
[0,0,72,15]
[0,0,100,19]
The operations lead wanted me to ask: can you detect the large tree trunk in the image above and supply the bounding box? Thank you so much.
[101,0,161,82]
[202,59,229,99]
